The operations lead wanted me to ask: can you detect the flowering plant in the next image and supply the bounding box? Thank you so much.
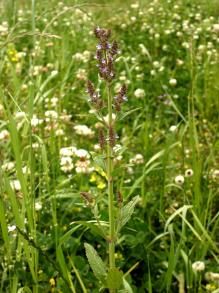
[82,27,140,292]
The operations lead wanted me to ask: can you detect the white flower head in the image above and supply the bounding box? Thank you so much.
[75,149,90,159]
[60,147,76,157]
[0,129,10,141]
[169,78,177,86]
[169,125,177,132]
[10,180,21,191]
[192,261,205,272]
[134,88,145,98]
[31,115,43,127]
[213,23,219,32]
[2,161,15,172]
[74,125,94,138]
[60,157,73,173]
[185,169,194,177]
[75,159,93,174]
[45,110,58,120]
[174,175,184,186]
[35,202,42,211]
[130,154,144,164]
[212,169,219,180]
[15,111,26,120]
[8,225,16,232]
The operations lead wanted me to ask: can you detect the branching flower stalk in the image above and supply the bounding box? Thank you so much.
[85,27,128,291]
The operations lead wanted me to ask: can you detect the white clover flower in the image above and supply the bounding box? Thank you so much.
[60,147,75,157]
[51,70,58,76]
[130,3,139,9]
[10,180,21,191]
[35,202,42,211]
[182,42,189,49]
[174,175,184,186]
[176,59,184,66]
[2,161,15,171]
[75,159,93,174]
[8,225,16,232]
[185,169,194,177]
[31,115,43,127]
[169,78,177,86]
[0,129,10,141]
[55,129,64,136]
[192,261,205,272]
[134,88,145,98]
[130,16,137,22]
[94,144,101,151]
[74,125,94,138]
[153,61,160,68]
[212,169,219,179]
[45,110,58,120]
[130,154,144,164]
[73,52,84,61]
[150,70,156,76]
[169,125,177,132]
[76,68,87,80]
[75,149,90,159]
[207,272,219,281]
[213,24,219,32]
[127,166,134,175]
[51,97,59,107]
[15,111,26,120]
[60,156,73,173]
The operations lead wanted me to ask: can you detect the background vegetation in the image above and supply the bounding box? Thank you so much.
[0,0,219,292]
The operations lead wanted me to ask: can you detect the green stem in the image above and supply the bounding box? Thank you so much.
[107,83,115,273]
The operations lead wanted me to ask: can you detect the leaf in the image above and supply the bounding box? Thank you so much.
[17,287,32,293]
[84,243,107,283]
[117,196,140,232]
[107,268,123,290]
[118,107,142,121]
[71,220,107,239]
[122,278,133,293]
[164,205,192,231]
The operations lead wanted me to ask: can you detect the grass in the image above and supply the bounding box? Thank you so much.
[0,0,219,292]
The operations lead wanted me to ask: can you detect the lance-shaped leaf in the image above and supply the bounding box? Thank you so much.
[84,243,107,283]
[117,196,140,232]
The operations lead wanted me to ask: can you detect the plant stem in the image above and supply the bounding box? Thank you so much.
[107,83,115,273]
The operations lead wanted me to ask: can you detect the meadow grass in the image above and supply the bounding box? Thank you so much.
[0,0,219,292]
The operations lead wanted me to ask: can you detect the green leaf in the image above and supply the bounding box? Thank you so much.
[84,243,107,283]
[122,278,133,293]
[107,268,123,290]
[71,220,107,239]
[17,287,32,293]
[118,107,142,121]
[117,196,140,232]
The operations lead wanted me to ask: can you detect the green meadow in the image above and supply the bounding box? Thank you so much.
[0,0,219,292]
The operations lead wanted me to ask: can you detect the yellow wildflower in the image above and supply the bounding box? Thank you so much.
[49,278,55,287]
[97,181,106,189]
[90,173,97,182]
[206,284,217,291]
